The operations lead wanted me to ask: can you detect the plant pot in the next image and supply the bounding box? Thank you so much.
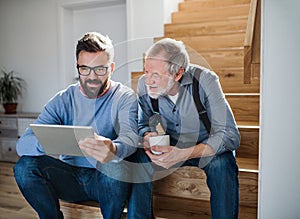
[3,103,18,114]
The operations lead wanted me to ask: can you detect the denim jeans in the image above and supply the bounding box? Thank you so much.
[14,149,153,219]
[182,151,239,219]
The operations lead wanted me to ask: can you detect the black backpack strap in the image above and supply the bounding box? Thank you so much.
[193,69,211,133]
[149,97,164,133]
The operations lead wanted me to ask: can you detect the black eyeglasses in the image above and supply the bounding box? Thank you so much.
[77,65,109,76]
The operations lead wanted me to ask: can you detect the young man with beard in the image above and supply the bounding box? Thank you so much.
[14,32,153,219]
[137,38,241,219]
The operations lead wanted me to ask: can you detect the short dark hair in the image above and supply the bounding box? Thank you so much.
[76,32,114,63]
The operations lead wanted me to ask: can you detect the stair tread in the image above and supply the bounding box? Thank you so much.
[237,121,259,128]
[237,157,258,172]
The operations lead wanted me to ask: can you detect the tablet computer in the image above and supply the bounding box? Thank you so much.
[30,124,94,156]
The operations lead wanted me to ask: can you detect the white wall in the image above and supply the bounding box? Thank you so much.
[259,0,300,218]
[0,0,60,113]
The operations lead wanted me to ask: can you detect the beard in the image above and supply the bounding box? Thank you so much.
[79,77,109,99]
[147,76,175,99]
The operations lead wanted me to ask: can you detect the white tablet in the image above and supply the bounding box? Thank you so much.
[30,124,94,156]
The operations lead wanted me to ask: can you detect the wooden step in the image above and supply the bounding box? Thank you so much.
[153,166,258,209]
[154,166,258,204]
[225,93,260,123]
[164,18,247,38]
[154,195,257,219]
[237,157,258,172]
[179,0,250,12]
[166,32,245,52]
[214,68,260,93]
[154,196,211,219]
[238,170,258,208]
[236,121,259,172]
[188,48,244,69]
[172,4,250,24]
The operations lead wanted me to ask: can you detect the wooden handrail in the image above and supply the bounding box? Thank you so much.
[244,0,258,48]
[244,0,258,84]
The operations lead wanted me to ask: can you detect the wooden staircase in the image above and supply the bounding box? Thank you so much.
[132,0,261,218]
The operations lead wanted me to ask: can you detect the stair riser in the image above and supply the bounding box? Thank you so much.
[179,0,251,12]
[226,95,260,123]
[188,49,244,69]
[172,5,250,24]
[216,68,260,93]
[238,128,259,159]
[164,19,247,38]
[154,195,257,219]
[153,167,258,209]
[170,33,245,51]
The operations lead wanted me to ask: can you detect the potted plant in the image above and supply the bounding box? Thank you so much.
[0,69,25,114]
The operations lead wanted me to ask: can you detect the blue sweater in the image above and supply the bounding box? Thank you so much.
[17,81,139,168]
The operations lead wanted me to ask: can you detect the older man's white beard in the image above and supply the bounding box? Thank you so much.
[148,76,175,99]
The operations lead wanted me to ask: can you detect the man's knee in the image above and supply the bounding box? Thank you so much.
[14,155,50,184]
[14,156,35,173]
[204,151,238,177]
[14,156,37,187]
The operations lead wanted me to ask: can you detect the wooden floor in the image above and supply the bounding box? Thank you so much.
[0,161,103,219]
